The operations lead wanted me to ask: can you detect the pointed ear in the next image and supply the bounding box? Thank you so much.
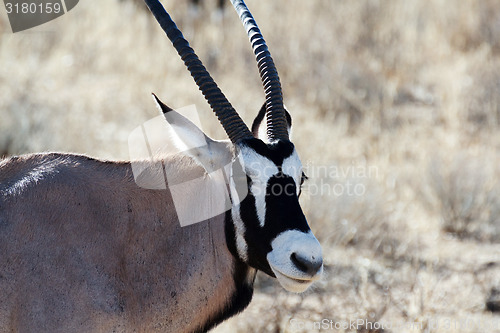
[152,92,174,113]
[152,93,233,173]
[251,102,292,141]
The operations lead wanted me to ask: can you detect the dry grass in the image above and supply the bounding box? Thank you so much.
[1,0,500,332]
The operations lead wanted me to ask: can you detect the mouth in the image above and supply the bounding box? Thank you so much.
[269,265,322,293]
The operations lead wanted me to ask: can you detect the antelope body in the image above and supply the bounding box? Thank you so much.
[0,1,323,332]
[0,153,250,332]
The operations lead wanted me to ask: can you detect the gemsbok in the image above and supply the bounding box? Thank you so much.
[0,0,323,332]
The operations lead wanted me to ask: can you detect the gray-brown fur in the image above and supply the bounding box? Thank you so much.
[0,152,251,332]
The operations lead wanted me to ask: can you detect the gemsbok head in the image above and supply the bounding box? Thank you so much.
[0,0,322,332]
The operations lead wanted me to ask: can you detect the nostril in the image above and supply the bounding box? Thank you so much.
[290,252,309,273]
[290,252,322,275]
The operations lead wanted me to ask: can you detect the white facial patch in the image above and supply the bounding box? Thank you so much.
[231,207,248,262]
[267,229,323,293]
[238,145,278,227]
[281,150,302,194]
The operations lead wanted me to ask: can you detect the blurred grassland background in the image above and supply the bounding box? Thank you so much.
[1,0,500,332]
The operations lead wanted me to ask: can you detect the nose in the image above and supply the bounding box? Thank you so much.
[290,252,323,276]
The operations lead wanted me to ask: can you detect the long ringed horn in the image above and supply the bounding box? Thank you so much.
[230,0,289,141]
[144,0,253,143]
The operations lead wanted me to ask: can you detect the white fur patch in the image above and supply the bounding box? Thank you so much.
[238,146,278,227]
[4,160,58,196]
[257,119,270,144]
[231,207,248,262]
[281,150,302,194]
[267,230,323,293]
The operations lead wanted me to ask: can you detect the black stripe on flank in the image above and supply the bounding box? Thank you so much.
[239,137,294,166]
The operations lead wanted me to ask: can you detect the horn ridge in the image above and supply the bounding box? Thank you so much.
[230,0,289,140]
[144,0,252,143]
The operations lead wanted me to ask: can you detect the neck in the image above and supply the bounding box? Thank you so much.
[122,157,256,332]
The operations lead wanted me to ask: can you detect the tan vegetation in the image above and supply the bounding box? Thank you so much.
[1,0,499,332]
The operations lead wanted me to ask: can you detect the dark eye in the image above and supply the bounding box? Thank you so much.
[298,172,308,197]
[300,172,308,186]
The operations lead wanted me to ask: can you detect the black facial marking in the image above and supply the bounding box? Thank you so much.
[240,138,294,166]
[238,192,275,276]
[264,173,310,234]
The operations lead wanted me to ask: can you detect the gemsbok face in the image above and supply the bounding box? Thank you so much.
[229,137,323,292]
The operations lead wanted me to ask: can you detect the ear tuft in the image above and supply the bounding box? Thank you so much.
[152,93,174,114]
